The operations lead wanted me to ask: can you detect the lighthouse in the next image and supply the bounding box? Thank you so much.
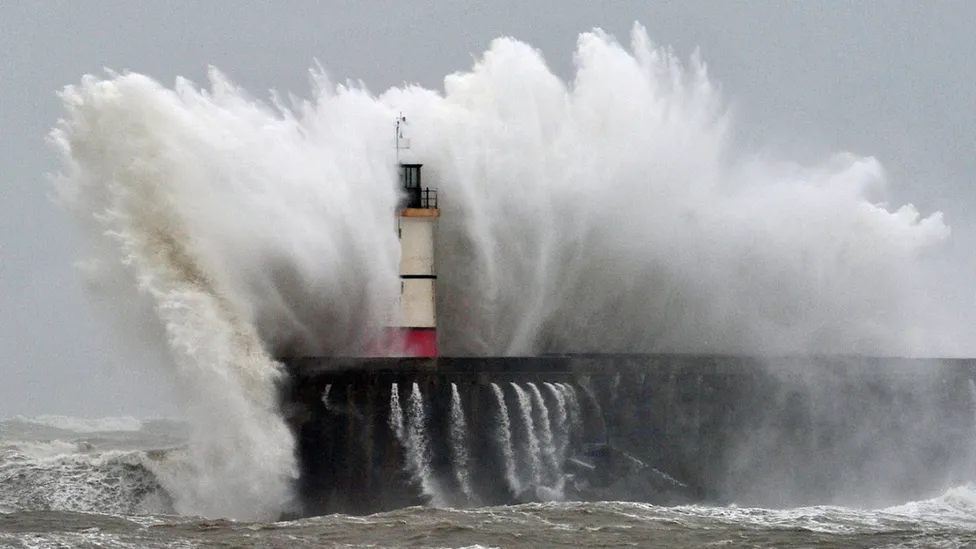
[388,115,438,357]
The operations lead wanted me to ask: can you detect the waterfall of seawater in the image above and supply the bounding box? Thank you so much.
[322,383,334,414]
[391,382,440,504]
[491,383,519,494]
[559,383,582,441]
[510,383,542,488]
[390,383,405,443]
[450,383,474,502]
[406,383,442,504]
[528,383,558,483]
[544,382,570,465]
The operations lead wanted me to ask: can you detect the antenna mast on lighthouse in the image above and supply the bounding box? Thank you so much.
[395,112,409,164]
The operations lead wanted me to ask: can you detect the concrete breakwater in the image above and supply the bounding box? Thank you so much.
[280,355,976,517]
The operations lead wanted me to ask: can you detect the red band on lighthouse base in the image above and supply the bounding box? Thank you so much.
[366,328,438,358]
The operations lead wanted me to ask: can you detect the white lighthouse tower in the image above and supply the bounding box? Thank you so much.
[387,114,438,357]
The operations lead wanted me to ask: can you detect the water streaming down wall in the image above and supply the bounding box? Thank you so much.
[510,382,543,490]
[544,382,571,466]
[529,383,559,485]
[450,383,474,503]
[283,355,976,517]
[405,383,441,504]
[491,382,520,495]
[559,382,582,447]
[389,383,405,443]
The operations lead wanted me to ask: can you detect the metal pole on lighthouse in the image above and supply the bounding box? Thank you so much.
[390,113,439,357]
[395,113,406,164]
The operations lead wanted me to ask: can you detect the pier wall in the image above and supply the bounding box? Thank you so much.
[280,355,976,517]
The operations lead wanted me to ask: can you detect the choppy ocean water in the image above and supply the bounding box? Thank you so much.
[2,416,976,549]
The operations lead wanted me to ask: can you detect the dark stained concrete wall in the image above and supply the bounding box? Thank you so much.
[280,355,976,516]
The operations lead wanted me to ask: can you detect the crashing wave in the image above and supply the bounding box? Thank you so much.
[50,23,955,519]
[0,445,176,516]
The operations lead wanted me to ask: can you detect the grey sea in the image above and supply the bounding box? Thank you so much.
[3,416,976,549]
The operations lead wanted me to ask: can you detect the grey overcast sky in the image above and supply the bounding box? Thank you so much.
[1,1,975,418]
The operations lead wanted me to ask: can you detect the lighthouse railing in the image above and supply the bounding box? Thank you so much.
[420,188,438,209]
